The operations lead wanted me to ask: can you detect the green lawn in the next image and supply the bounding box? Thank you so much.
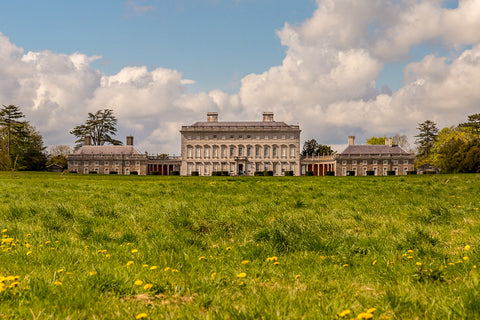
[0,172,479,319]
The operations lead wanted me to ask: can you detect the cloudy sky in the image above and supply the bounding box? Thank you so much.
[1,0,479,154]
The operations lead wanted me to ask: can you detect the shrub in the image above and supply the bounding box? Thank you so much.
[284,171,294,176]
[326,171,335,176]
[89,171,98,174]
[69,171,77,174]
[366,171,375,176]
[254,172,264,176]
[387,170,396,176]
[130,171,138,175]
[263,171,274,176]
[347,171,356,176]
[191,171,199,176]
[149,171,159,175]
[407,171,417,175]
[170,171,180,176]
[109,171,118,174]
[221,171,229,176]
[306,171,314,176]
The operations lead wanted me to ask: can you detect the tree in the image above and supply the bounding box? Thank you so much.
[459,113,480,138]
[70,109,122,148]
[301,139,333,157]
[366,136,386,145]
[46,145,72,169]
[392,134,411,151]
[415,120,439,159]
[16,124,47,171]
[0,105,28,162]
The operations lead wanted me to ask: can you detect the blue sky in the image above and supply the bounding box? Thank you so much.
[0,0,316,93]
[1,0,479,154]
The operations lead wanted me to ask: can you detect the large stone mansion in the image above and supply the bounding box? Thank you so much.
[67,112,415,176]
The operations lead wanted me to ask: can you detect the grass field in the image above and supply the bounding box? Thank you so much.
[0,172,479,319]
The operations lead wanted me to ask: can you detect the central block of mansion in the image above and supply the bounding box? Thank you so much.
[180,112,301,176]
[67,112,415,176]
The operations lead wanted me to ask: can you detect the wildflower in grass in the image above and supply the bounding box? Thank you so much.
[416,262,422,266]
[236,272,247,278]
[226,247,232,251]
[9,281,20,288]
[448,262,455,266]
[1,238,14,245]
[266,256,278,262]
[143,283,153,290]
[66,272,73,275]
[274,262,280,266]
[45,241,51,244]
[164,267,170,272]
[342,264,348,268]
[105,254,111,258]
[57,269,64,273]
[367,308,376,313]
[131,249,138,253]
[198,256,206,261]
[372,260,377,265]
[1,229,7,233]
[127,261,134,266]
[149,266,157,270]
[457,260,463,264]
[26,234,31,237]
[241,260,250,264]
[338,309,351,317]
[356,312,373,319]
[25,243,32,248]
[142,264,149,268]
[84,245,89,250]
[407,250,413,253]
[407,256,413,259]
[54,281,62,286]
[211,272,216,279]
[134,279,143,286]
[295,274,300,280]
[465,245,471,251]
[171,269,179,273]
[463,256,469,261]
[26,251,32,256]
[136,313,148,319]
[89,271,97,276]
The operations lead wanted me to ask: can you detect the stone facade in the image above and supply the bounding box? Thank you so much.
[335,136,415,176]
[67,136,149,175]
[180,112,302,176]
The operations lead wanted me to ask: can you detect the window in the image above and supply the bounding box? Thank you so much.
[273,147,278,158]
[247,135,251,139]
[230,147,234,158]
[363,160,367,165]
[281,147,287,158]
[264,147,269,158]
[374,167,377,176]
[204,136,209,140]
[187,146,193,158]
[125,168,130,175]
[353,167,357,176]
[342,160,347,165]
[256,136,260,140]
[238,147,243,157]
[229,135,234,139]
[222,136,226,140]
[394,167,398,175]
[238,135,243,139]
[104,168,109,174]
[213,147,218,158]
[84,161,89,166]
[373,160,377,165]
[273,135,277,140]
[383,167,387,176]
[221,147,227,158]
[383,160,388,165]
[255,146,261,158]
[265,135,269,140]
[74,161,78,166]
[104,161,109,166]
[213,135,217,139]
[204,147,210,159]
[342,167,347,176]
[290,147,295,158]
[282,135,286,140]
[352,160,357,165]
[84,167,89,174]
[256,163,261,171]
[196,136,200,140]
[247,147,252,157]
[393,160,398,165]
[187,136,191,140]
[115,161,119,166]
[363,167,367,176]
[404,167,408,174]
[125,161,130,166]
[290,135,295,140]
[196,147,201,158]
[404,160,409,165]
[135,161,140,166]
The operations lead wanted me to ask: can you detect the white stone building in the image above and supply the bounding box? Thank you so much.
[179,112,302,176]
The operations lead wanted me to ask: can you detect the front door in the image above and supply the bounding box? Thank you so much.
[238,164,244,175]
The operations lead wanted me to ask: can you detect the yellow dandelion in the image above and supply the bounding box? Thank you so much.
[105,254,111,258]
[54,281,62,286]
[134,279,143,286]
[9,281,20,288]
[136,313,148,319]
[25,243,32,248]
[171,269,179,273]
[465,245,471,251]
[1,229,7,233]
[241,260,250,264]
[211,272,216,279]
[339,309,351,317]
[407,256,413,259]
[226,247,232,251]
[236,272,247,278]
[342,264,349,268]
[274,261,280,266]
[356,312,373,319]
[198,256,206,261]
[26,251,32,256]
[143,283,153,290]
[149,266,157,270]
[367,308,376,313]
[84,245,89,250]
[295,274,300,280]
[57,269,64,273]
[126,261,134,266]
[416,262,422,266]
[66,272,73,275]
[45,241,51,244]
[142,264,149,268]
[164,267,170,272]
[407,249,413,253]
[457,260,463,264]
[89,271,97,276]
[131,249,138,253]
[372,260,377,265]
[26,233,31,237]
[463,256,469,261]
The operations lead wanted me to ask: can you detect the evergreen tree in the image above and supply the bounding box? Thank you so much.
[459,113,480,139]
[415,120,439,159]
[70,109,122,148]
[0,105,28,162]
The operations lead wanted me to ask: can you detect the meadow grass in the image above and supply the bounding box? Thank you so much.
[0,172,479,319]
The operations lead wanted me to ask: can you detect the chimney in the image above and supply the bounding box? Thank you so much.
[207,112,218,123]
[84,135,92,146]
[126,136,134,146]
[348,136,355,145]
[263,112,274,122]
[385,137,392,146]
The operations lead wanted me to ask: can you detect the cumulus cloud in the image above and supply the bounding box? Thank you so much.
[2,0,480,154]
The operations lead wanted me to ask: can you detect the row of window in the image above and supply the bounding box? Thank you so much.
[186,134,296,141]
[76,167,138,174]
[186,145,296,159]
[342,167,409,176]
[73,161,142,166]
[186,163,296,174]
[341,160,409,165]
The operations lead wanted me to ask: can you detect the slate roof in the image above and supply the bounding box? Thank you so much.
[74,145,141,155]
[340,145,411,155]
